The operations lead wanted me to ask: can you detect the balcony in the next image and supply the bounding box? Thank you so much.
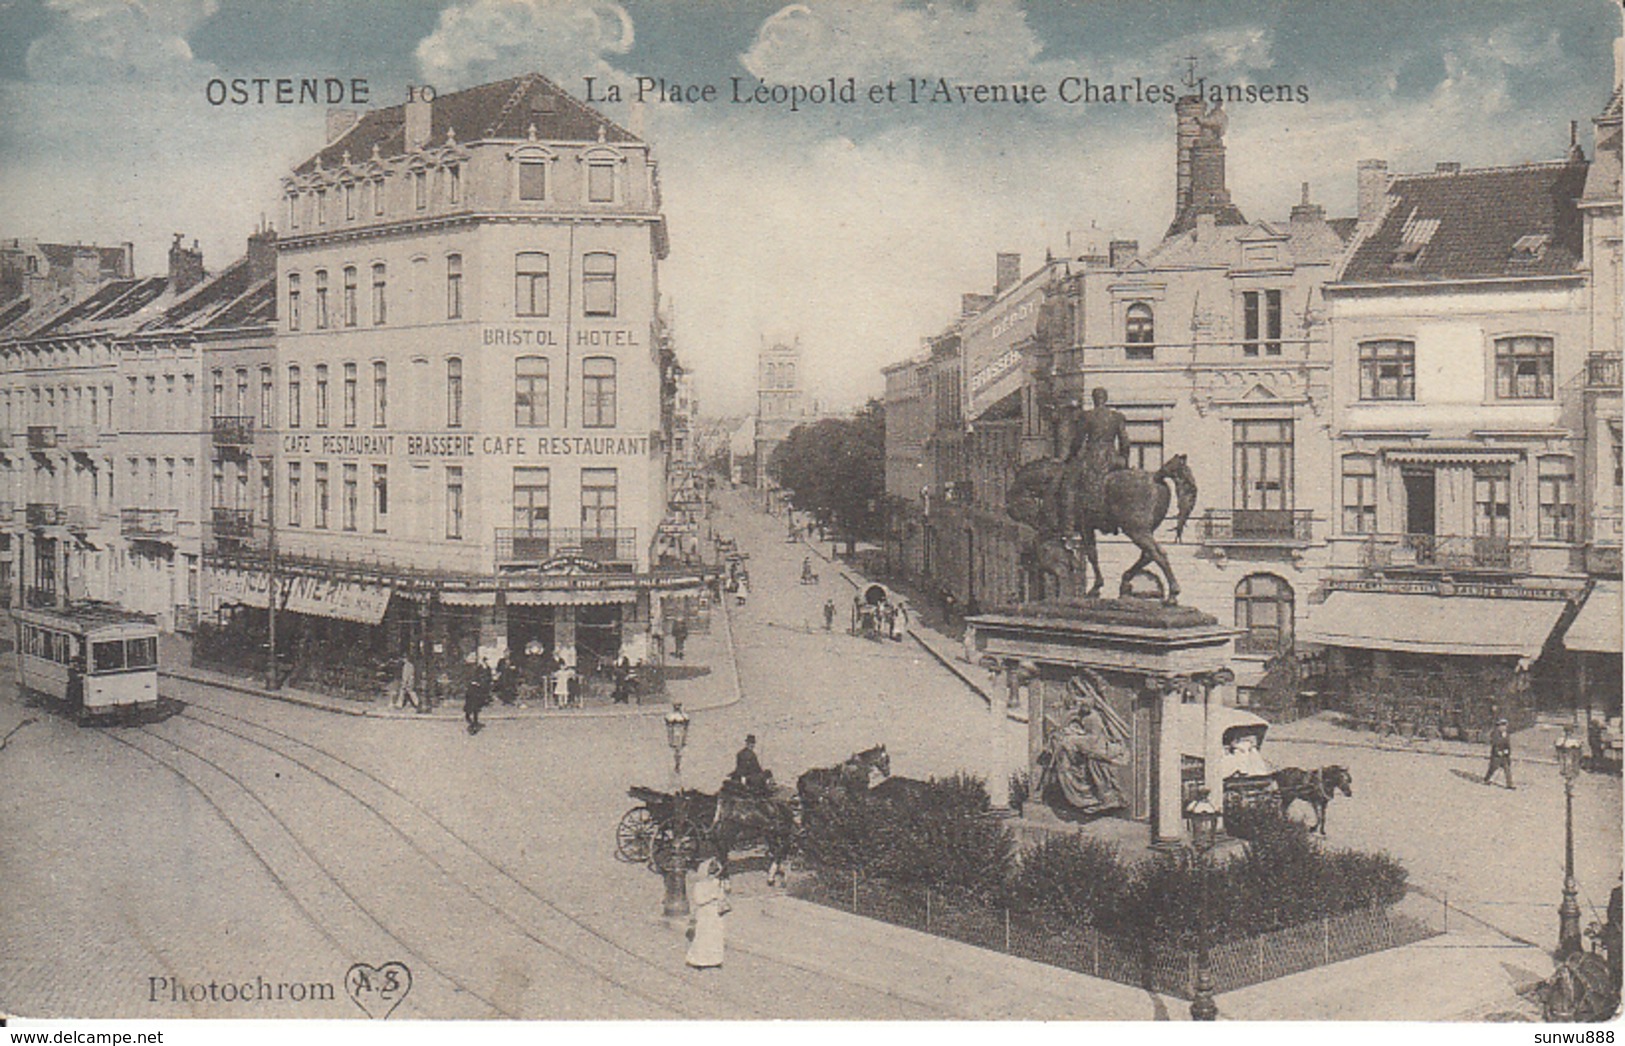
[63,427,99,452]
[1587,352,1622,390]
[211,415,255,450]
[121,507,178,539]
[211,507,255,541]
[1360,533,1532,574]
[25,502,62,527]
[64,504,94,531]
[26,426,57,451]
[1197,509,1314,545]
[494,528,553,566]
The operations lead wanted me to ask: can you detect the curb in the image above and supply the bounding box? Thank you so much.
[1268,729,1566,769]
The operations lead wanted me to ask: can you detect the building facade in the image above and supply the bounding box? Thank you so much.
[753,339,805,493]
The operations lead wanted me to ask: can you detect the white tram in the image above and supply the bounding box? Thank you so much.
[12,604,161,721]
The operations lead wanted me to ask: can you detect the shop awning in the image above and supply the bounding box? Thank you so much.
[440,591,496,607]
[507,589,637,606]
[1303,591,1567,659]
[1564,581,1622,654]
[281,576,392,625]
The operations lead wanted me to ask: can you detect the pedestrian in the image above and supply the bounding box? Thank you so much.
[494,655,517,706]
[685,858,731,969]
[671,616,689,659]
[735,575,749,605]
[463,658,491,734]
[395,656,420,711]
[822,597,835,632]
[1484,716,1514,788]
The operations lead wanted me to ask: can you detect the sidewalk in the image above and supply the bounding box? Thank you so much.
[158,600,743,721]
[1270,711,1576,770]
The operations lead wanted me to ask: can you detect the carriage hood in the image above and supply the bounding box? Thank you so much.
[1169,704,1274,779]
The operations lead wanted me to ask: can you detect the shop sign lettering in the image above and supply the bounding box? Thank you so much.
[283,432,650,458]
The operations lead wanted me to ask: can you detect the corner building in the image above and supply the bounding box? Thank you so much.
[226,74,686,679]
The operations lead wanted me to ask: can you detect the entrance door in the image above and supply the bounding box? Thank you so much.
[1403,469,1436,565]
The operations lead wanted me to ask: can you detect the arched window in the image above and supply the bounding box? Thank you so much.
[1125,302,1154,359]
[1235,574,1294,655]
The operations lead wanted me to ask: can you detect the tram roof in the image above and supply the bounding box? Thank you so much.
[11,603,160,636]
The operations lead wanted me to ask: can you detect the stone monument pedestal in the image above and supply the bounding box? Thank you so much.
[968,598,1239,848]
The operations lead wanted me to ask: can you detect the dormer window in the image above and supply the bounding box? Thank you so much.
[287,193,301,231]
[344,182,356,221]
[316,188,327,226]
[587,160,615,202]
[413,170,428,210]
[447,164,462,204]
[1391,209,1438,270]
[372,176,385,216]
[519,161,546,200]
[1510,234,1549,264]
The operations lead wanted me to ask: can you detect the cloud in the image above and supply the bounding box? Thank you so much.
[415,0,633,91]
[24,0,219,82]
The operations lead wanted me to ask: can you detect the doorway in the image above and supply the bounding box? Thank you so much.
[1403,469,1436,537]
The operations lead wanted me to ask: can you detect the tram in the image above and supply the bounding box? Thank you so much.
[11,603,162,721]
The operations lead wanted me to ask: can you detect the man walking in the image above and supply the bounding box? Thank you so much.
[671,616,689,659]
[395,656,420,712]
[464,657,491,734]
[1484,717,1514,789]
[822,597,835,632]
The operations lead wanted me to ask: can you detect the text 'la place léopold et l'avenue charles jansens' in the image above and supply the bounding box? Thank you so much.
[586,74,1310,111]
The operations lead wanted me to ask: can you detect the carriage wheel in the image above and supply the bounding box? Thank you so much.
[649,817,705,873]
[615,806,656,863]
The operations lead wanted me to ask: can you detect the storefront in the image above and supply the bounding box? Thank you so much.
[1564,580,1623,718]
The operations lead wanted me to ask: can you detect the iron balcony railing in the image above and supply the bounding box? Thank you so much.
[496,526,638,566]
[1587,352,1622,389]
[1198,509,1314,544]
[211,507,255,540]
[494,528,553,565]
[211,415,256,448]
[25,502,62,527]
[26,426,57,451]
[121,507,179,538]
[1361,533,1532,573]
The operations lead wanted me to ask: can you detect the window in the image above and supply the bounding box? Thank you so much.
[371,464,388,532]
[1125,419,1164,471]
[373,176,385,216]
[342,266,358,326]
[314,463,329,528]
[447,164,461,204]
[257,461,268,524]
[344,182,355,221]
[315,364,330,428]
[1341,454,1377,535]
[1538,457,1575,542]
[587,160,615,202]
[446,358,463,428]
[515,356,549,427]
[413,169,427,210]
[286,366,302,428]
[445,467,464,539]
[582,252,616,316]
[1235,574,1294,655]
[582,356,616,427]
[372,263,387,325]
[211,369,225,417]
[515,252,549,316]
[287,462,302,527]
[342,463,358,531]
[1242,289,1283,356]
[1494,336,1554,399]
[513,467,550,533]
[1358,340,1415,400]
[446,254,463,319]
[260,367,274,427]
[287,273,301,330]
[372,362,387,427]
[316,188,327,226]
[343,363,357,427]
[314,270,330,328]
[1125,302,1154,360]
[211,460,224,509]
[287,193,300,231]
[581,468,617,534]
[235,458,248,511]
[236,369,249,414]
[93,640,124,673]
[518,160,546,200]
[1473,467,1511,541]
[1233,420,1294,511]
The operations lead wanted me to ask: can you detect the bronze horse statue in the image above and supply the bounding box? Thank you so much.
[1007,453,1197,604]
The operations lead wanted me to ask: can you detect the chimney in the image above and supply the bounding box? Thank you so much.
[326,107,360,144]
[1357,159,1389,229]
[247,227,278,282]
[1173,94,1203,227]
[118,242,135,278]
[995,252,1021,295]
[1108,239,1139,268]
[1195,212,1216,240]
[405,91,432,151]
[1568,120,1586,163]
[1434,161,1461,175]
[168,233,204,293]
[1289,181,1325,224]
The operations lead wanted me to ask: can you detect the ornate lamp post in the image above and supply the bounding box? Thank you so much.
[1556,727,1585,958]
[662,703,692,918]
[1184,789,1222,1022]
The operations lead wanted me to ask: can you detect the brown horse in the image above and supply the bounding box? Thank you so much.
[1007,454,1197,604]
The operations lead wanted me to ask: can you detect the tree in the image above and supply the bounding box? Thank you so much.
[769,399,885,554]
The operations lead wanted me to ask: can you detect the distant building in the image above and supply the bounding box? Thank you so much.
[754,338,805,490]
[0,238,134,311]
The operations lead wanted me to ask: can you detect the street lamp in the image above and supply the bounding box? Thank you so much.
[662,703,692,918]
[1556,727,1585,958]
[1184,789,1222,1022]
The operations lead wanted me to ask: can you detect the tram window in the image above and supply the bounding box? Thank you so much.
[93,641,125,673]
[125,637,157,669]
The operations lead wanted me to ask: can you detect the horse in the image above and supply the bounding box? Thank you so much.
[867,775,932,806]
[712,786,798,884]
[1274,765,1353,834]
[1006,454,1197,605]
[796,744,890,824]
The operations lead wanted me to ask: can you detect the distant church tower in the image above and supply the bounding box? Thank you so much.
[754,339,805,489]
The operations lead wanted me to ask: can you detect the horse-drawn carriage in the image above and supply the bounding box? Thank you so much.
[615,781,797,882]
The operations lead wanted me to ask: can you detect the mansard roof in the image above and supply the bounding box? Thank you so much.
[1338,159,1588,285]
[296,73,638,175]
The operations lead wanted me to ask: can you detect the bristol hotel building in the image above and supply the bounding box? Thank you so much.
[204,73,697,677]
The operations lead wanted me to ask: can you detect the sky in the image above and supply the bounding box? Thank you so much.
[0,0,1619,416]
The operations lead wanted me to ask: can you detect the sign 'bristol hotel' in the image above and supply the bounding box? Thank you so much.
[213,73,696,665]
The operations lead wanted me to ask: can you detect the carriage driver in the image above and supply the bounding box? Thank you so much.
[728,734,773,795]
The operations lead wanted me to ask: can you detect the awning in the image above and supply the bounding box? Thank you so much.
[1303,591,1566,659]
[1564,581,1622,654]
[440,590,496,607]
[507,589,637,606]
[206,567,391,624]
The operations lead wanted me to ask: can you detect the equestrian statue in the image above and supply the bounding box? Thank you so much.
[1007,387,1197,605]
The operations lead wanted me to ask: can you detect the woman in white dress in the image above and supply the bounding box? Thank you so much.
[686,859,730,969]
